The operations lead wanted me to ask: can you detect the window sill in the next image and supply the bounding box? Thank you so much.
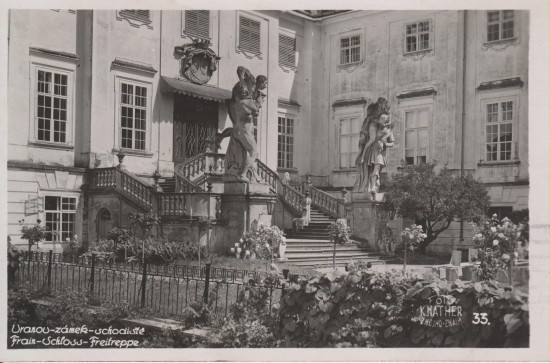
[333,168,357,174]
[337,60,363,69]
[29,141,74,151]
[113,148,154,158]
[478,160,520,167]
[404,49,433,57]
[277,167,298,174]
[483,38,517,47]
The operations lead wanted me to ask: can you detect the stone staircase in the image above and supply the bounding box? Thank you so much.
[159,177,177,193]
[283,207,385,268]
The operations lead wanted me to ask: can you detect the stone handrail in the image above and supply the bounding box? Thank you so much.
[174,174,204,193]
[88,168,154,210]
[181,152,225,181]
[308,186,345,219]
[255,159,278,192]
[280,183,304,215]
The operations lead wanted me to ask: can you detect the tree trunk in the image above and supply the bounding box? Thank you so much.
[418,235,436,255]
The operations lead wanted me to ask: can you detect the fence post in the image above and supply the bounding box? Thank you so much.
[47,250,53,290]
[203,263,211,304]
[141,261,147,307]
[89,253,96,294]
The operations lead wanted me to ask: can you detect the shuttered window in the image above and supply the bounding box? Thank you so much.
[120,10,150,21]
[239,16,261,55]
[279,34,296,68]
[185,10,210,39]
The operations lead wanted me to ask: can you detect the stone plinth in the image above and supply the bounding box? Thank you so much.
[220,182,276,254]
[349,192,389,251]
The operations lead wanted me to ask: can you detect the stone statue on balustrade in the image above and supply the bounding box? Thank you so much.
[223,66,267,183]
[353,97,395,194]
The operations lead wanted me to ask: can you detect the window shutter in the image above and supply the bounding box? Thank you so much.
[279,34,296,67]
[239,16,261,54]
[185,10,210,38]
[120,10,150,21]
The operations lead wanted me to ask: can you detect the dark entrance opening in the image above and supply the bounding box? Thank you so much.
[173,94,219,163]
[97,208,112,240]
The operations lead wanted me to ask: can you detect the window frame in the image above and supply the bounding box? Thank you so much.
[29,57,76,147]
[339,33,362,66]
[277,114,296,170]
[279,32,297,69]
[337,115,362,170]
[114,76,153,154]
[485,10,516,44]
[399,99,433,166]
[403,19,433,55]
[236,13,263,59]
[182,10,211,40]
[481,97,517,163]
[42,194,78,243]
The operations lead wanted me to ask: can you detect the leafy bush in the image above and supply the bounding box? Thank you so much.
[87,238,205,265]
[129,211,161,237]
[327,219,351,245]
[278,265,528,348]
[231,220,285,260]
[472,215,522,281]
[206,272,281,348]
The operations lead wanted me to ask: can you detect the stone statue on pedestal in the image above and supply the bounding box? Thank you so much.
[353,97,395,194]
[224,66,267,183]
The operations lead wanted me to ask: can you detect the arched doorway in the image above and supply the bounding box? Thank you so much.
[97,208,113,240]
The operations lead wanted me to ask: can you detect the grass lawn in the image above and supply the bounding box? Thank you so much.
[175,256,319,277]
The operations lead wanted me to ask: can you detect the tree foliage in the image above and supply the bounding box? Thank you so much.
[383,163,490,249]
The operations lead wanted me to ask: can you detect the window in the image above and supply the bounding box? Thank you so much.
[239,16,261,55]
[339,117,361,168]
[44,196,76,242]
[487,10,515,42]
[487,206,513,220]
[120,10,150,21]
[340,35,361,65]
[120,82,148,150]
[278,116,295,169]
[185,10,210,39]
[279,34,296,68]
[35,69,69,143]
[405,20,431,54]
[485,100,514,161]
[404,109,429,165]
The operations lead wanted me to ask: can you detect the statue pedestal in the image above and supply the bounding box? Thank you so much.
[220,182,276,254]
[349,192,388,251]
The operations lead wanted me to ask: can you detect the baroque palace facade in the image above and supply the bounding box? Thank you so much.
[7,10,528,255]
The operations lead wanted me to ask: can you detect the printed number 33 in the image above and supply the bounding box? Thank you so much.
[472,312,489,325]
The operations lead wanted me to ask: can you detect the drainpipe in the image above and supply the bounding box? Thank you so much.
[459,10,467,241]
[156,11,163,175]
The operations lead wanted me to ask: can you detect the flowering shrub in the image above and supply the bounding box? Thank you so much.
[392,224,426,259]
[231,220,285,260]
[19,219,48,252]
[327,218,351,245]
[472,214,522,281]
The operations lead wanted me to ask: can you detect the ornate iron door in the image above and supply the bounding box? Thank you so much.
[173,95,218,163]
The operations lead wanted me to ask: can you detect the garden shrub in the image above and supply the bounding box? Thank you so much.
[231,220,285,260]
[327,219,351,245]
[206,272,281,348]
[278,265,529,348]
[472,214,524,281]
